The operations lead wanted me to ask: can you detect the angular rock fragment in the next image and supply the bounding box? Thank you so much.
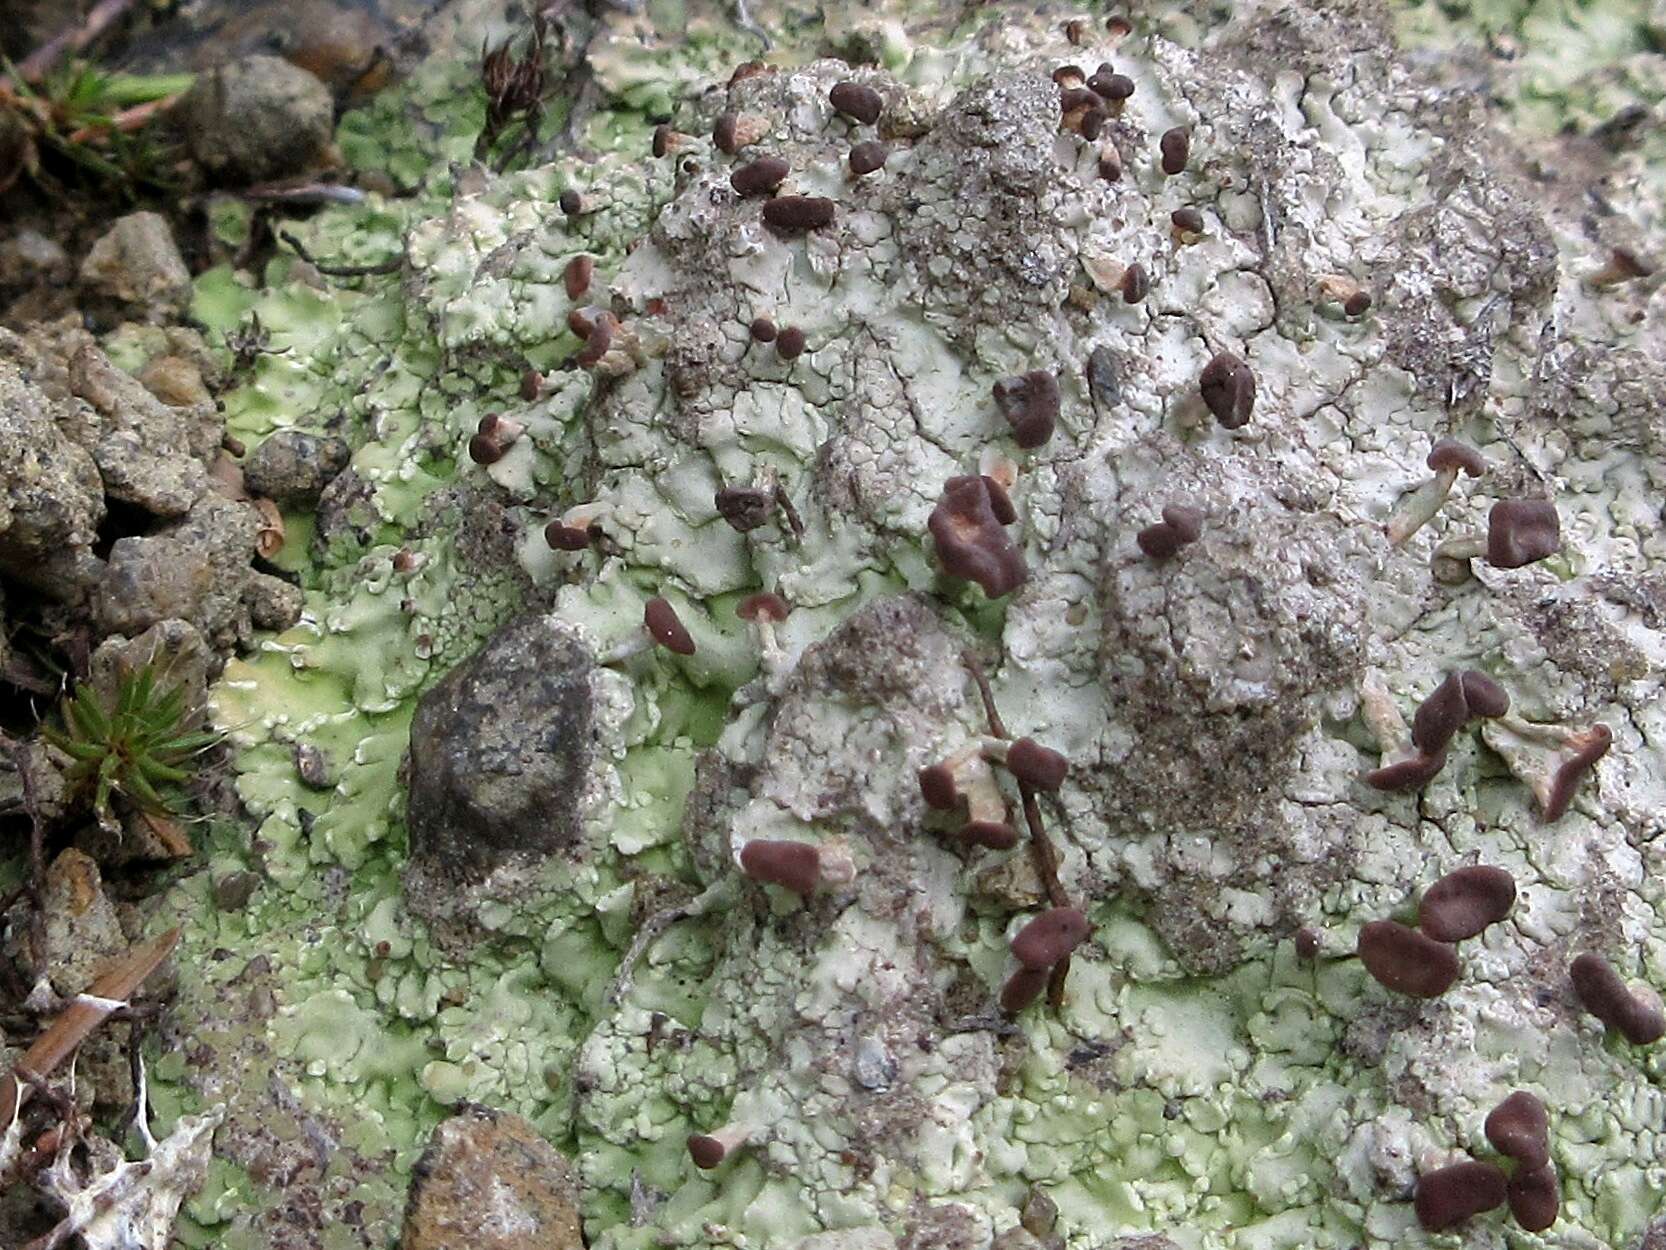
[402,1104,584,1250]
[404,613,593,882]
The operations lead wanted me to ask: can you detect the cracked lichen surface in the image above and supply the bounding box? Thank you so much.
[148,1,1666,1247]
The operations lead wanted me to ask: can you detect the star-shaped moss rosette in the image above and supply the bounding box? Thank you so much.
[43,663,219,831]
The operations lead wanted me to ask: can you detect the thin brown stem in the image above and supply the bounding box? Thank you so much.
[279,230,403,279]
[962,649,1007,738]
[963,651,1069,907]
[15,0,138,85]
[66,93,179,144]
[773,483,805,541]
[1046,955,1071,1012]
[1021,786,1069,908]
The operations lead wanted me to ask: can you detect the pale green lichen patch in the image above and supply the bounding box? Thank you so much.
[129,0,1666,1247]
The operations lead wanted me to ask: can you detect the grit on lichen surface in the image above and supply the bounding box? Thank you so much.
[143,0,1666,1247]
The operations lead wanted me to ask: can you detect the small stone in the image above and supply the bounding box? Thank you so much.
[404,613,594,886]
[243,429,353,507]
[137,355,214,410]
[39,849,128,996]
[1020,1187,1058,1237]
[78,212,192,321]
[89,618,214,718]
[295,742,333,790]
[401,1103,584,1250]
[212,870,260,913]
[94,495,264,648]
[176,56,335,184]
[244,572,305,631]
[0,334,106,598]
[68,343,214,516]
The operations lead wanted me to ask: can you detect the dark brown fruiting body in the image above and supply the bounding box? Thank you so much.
[652,125,674,158]
[1098,152,1122,182]
[1412,673,1472,755]
[1569,952,1665,1044]
[1343,290,1372,317]
[1364,749,1447,791]
[1171,207,1204,235]
[1484,1091,1550,1169]
[918,764,959,811]
[1000,966,1050,1014]
[928,475,1029,598]
[993,370,1061,450]
[1411,670,1510,754]
[829,81,883,125]
[1120,262,1148,303]
[1294,927,1321,959]
[575,313,616,367]
[749,317,777,343]
[1052,66,1085,88]
[737,592,789,623]
[763,196,836,232]
[983,477,1017,526]
[1137,504,1204,560]
[731,156,789,196]
[1459,671,1509,718]
[1012,908,1091,969]
[849,140,888,176]
[1090,71,1134,101]
[1057,89,1107,139]
[544,520,590,551]
[729,60,767,87]
[1487,499,1560,568]
[644,597,696,656]
[1543,724,1612,822]
[559,189,590,217]
[738,839,824,895]
[1357,920,1461,998]
[519,369,543,402]
[1199,352,1255,428]
[1419,865,1516,942]
[1507,1164,1559,1232]
[1427,438,1486,477]
[1414,1160,1508,1232]
[713,112,739,154]
[563,254,594,299]
[1136,523,1183,559]
[1161,504,1203,543]
[1159,127,1190,175]
[715,485,774,532]
[567,306,599,338]
[1005,738,1068,790]
[687,1134,726,1168]
[776,326,807,360]
[468,433,505,465]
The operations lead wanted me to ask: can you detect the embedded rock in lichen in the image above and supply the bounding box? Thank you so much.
[404,612,595,888]
[241,429,353,507]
